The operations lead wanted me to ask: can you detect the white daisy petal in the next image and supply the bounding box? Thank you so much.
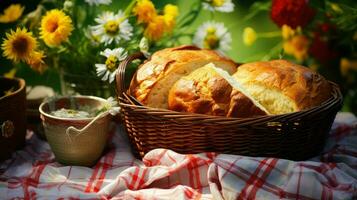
[202,0,234,13]
[90,10,133,45]
[109,107,120,116]
[85,0,112,6]
[96,48,128,83]
[109,72,116,83]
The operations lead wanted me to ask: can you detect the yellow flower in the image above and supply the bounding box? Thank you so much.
[163,4,179,32]
[133,0,156,24]
[0,4,25,23]
[164,4,179,18]
[283,35,309,62]
[330,3,343,13]
[281,25,295,40]
[40,9,73,46]
[243,27,257,46]
[1,27,37,62]
[144,15,165,41]
[27,51,47,73]
[4,68,17,78]
[340,58,357,76]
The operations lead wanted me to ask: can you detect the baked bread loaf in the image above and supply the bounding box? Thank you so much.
[232,60,332,114]
[168,63,268,117]
[129,45,237,109]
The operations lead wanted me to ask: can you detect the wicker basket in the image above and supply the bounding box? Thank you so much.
[115,53,343,160]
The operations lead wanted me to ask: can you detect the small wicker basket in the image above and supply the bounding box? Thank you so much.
[115,53,343,160]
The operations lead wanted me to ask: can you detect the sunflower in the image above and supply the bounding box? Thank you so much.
[27,51,47,73]
[0,4,25,23]
[2,27,37,62]
[40,9,73,46]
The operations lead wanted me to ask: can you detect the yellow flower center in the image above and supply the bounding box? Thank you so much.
[212,0,225,7]
[104,20,119,35]
[204,28,219,50]
[105,55,118,72]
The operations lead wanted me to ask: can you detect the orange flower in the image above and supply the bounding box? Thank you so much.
[163,4,179,32]
[283,35,309,62]
[133,0,156,24]
[144,15,166,41]
[0,4,24,23]
[40,9,73,46]
[27,51,47,73]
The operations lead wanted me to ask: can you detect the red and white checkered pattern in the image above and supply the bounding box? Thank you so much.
[1,113,356,199]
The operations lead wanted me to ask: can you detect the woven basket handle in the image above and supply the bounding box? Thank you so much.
[115,52,145,99]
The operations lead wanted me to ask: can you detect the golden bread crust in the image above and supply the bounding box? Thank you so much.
[233,60,331,112]
[129,45,238,106]
[168,66,267,117]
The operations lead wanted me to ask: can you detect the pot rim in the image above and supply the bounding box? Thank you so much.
[0,77,26,101]
[39,95,108,121]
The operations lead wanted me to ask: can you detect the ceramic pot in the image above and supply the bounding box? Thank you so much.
[0,77,26,161]
[39,96,111,167]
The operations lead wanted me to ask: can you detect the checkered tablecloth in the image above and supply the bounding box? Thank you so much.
[0,113,356,199]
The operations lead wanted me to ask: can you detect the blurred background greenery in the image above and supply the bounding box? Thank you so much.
[1,0,356,113]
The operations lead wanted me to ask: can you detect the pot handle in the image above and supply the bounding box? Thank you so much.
[65,112,109,140]
[115,52,146,99]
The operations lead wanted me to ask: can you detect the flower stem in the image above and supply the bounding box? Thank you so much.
[124,0,137,17]
[262,42,283,61]
[257,31,281,38]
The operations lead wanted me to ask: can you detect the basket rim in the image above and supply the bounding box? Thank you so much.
[118,81,343,121]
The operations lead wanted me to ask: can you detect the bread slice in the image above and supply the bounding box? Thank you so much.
[209,64,270,115]
[168,63,269,117]
[129,45,237,109]
[232,60,331,114]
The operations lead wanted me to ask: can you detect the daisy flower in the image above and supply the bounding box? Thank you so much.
[95,48,127,83]
[85,0,112,6]
[104,97,120,116]
[91,11,133,45]
[202,0,234,13]
[40,9,73,46]
[193,21,231,54]
[0,4,25,23]
[1,27,37,62]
